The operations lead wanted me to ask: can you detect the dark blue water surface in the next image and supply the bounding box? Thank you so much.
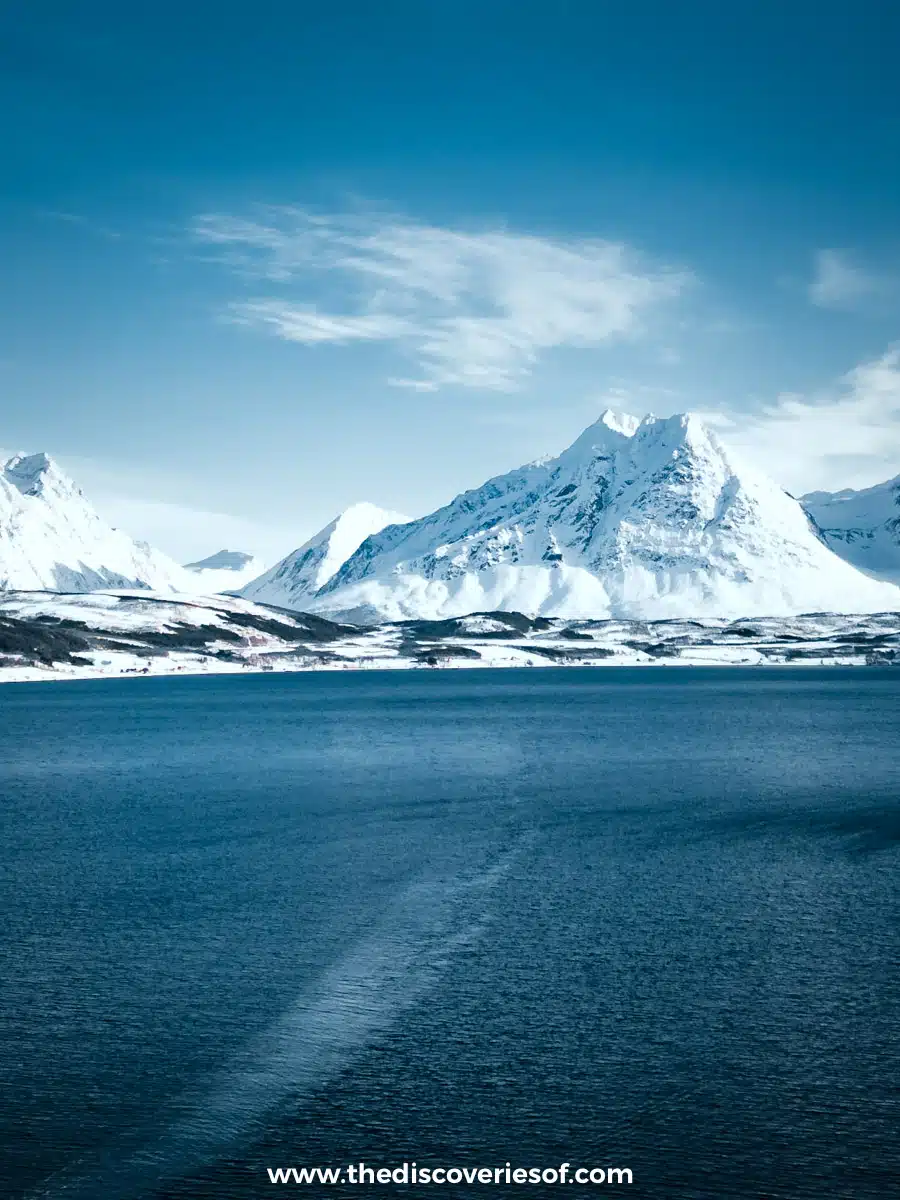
[2,668,899,1199]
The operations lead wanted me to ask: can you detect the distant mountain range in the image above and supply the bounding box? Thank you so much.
[3,416,900,621]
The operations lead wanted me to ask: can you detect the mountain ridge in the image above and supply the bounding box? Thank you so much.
[5,422,900,621]
[303,410,900,622]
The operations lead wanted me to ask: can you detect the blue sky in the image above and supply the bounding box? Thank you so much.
[2,0,899,562]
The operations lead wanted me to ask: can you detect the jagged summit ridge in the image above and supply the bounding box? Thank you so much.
[304,411,900,622]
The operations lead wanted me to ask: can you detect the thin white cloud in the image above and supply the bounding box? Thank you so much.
[807,249,884,311]
[705,345,900,493]
[228,301,415,345]
[40,210,123,240]
[192,207,691,392]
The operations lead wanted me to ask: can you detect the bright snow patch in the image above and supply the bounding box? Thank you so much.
[241,502,410,610]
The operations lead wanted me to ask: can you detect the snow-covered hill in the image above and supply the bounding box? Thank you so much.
[2,590,898,683]
[309,411,900,622]
[802,475,900,585]
[184,549,264,594]
[0,452,194,593]
[241,502,410,610]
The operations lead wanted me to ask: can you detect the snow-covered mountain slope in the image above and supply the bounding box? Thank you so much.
[184,549,264,593]
[802,474,900,585]
[240,502,410,610]
[0,452,194,593]
[309,411,900,622]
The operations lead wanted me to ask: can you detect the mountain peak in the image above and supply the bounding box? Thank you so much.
[240,501,411,609]
[328,501,407,534]
[649,410,710,440]
[624,411,721,463]
[0,452,193,593]
[184,549,255,572]
[556,410,716,470]
[3,452,74,499]
[598,409,642,437]
[559,410,640,464]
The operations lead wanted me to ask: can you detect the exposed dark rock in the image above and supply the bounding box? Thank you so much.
[0,615,92,666]
[396,609,550,640]
[866,650,899,665]
[412,644,482,663]
[222,609,353,643]
[520,644,617,661]
[624,641,678,658]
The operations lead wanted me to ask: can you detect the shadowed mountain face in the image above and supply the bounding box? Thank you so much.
[803,475,900,586]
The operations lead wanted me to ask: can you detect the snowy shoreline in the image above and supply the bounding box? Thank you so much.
[2,589,897,685]
[1,657,885,686]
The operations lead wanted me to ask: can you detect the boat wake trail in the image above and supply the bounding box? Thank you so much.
[32,830,534,1199]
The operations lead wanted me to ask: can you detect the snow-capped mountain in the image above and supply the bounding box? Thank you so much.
[240,502,410,610]
[184,549,264,593]
[0,452,194,592]
[307,411,900,622]
[802,474,900,585]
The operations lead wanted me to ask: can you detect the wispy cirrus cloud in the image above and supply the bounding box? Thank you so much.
[807,248,891,311]
[228,302,415,345]
[191,207,691,392]
[704,345,900,492]
[40,210,123,240]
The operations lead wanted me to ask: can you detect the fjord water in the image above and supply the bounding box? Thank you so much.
[2,669,899,1200]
